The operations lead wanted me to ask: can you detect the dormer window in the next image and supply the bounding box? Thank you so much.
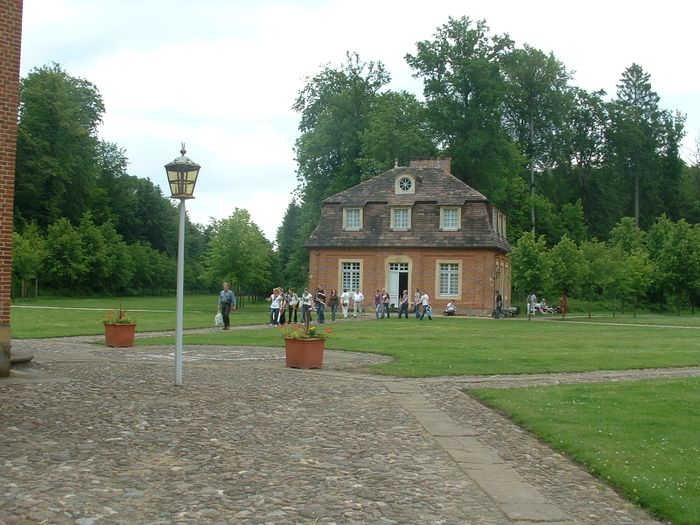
[343,207,363,230]
[440,207,461,231]
[395,175,415,194]
[391,207,411,230]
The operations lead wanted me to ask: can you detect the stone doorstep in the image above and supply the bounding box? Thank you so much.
[10,351,34,366]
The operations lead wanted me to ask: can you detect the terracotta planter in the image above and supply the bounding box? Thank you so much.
[283,337,325,369]
[104,323,136,347]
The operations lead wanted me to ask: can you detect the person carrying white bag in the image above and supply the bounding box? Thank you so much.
[218,281,236,330]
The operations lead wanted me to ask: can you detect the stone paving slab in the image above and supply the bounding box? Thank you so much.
[0,334,674,524]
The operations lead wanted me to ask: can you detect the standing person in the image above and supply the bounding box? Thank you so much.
[328,289,339,321]
[218,281,235,330]
[559,293,568,316]
[413,288,422,319]
[381,290,391,318]
[287,288,299,323]
[315,285,326,324]
[373,289,383,319]
[527,293,538,315]
[340,289,351,319]
[398,289,409,319]
[269,288,281,325]
[419,291,432,320]
[277,289,287,325]
[353,289,364,317]
[301,287,313,323]
[495,290,503,319]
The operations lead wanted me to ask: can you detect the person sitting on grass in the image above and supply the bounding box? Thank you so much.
[443,302,456,316]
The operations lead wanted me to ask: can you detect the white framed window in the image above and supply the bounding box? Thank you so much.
[343,208,362,230]
[438,262,460,296]
[440,207,461,231]
[341,261,361,292]
[391,207,411,230]
[394,175,415,194]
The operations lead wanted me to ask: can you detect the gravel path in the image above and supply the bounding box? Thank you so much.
[2,329,691,524]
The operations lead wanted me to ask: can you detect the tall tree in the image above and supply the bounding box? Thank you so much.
[15,64,104,228]
[293,51,390,207]
[679,139,700,223]
[501,45,574,233]
[357,90,436,179]
[606,64,682,229]
[405,16,521,203]
[290,52,391,276]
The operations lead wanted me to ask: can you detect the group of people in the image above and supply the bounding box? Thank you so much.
[267,286,367,325]
[218,281,441,330]
[266,285,436,323]
[526,292,548,315]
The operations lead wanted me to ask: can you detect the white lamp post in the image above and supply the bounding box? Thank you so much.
[164,143,200,385]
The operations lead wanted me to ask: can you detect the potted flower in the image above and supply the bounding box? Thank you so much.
[279,319,332,369]
[103,303,136,347]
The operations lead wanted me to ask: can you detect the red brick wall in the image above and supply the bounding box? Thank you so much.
[0,0,23,375]
[308,247,511,316]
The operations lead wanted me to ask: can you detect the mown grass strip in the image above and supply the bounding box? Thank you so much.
[140,315,700,377]
[471,378,700,525]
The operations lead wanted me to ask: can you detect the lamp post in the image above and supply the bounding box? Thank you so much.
[165,143,200,385]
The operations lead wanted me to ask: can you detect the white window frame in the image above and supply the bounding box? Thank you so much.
[440,207,461,231]
[340,260,361,292]
[343,207,363,231]
[436,260,461,298]
[391,207,411,230]
[395,175,416,194]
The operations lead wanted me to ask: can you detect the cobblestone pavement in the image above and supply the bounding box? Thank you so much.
[3,329,693,525]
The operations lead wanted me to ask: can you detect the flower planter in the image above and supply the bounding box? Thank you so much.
[104,323,136,347]
[283,337,325,369]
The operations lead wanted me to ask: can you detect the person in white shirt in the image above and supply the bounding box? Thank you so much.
[301,288,313,323]
[352,289,364,317]
[269,288,281,325]
[419,291,432,320]
[340,289,352,319]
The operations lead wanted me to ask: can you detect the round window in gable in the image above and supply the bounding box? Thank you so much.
[398,176,413,192]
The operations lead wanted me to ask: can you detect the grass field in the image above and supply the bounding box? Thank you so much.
[10,296,700,525]
[136,313,700,377]
[472,378,700,525]
[10,295,270,338]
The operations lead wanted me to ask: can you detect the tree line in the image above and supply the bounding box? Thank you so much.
[12,63,277,297]
[11,16,700,311]
[512,216,700,314]
[277,16,699,311]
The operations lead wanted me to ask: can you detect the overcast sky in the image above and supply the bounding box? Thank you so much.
[20,0,700,241]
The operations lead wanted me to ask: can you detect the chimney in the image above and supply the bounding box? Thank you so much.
[409,156,451,173]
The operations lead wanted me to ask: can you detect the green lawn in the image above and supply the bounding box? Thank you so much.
[10,295,271,338]
[562,313,700,327]
[472,378,700,525]
[141,315,700,377]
